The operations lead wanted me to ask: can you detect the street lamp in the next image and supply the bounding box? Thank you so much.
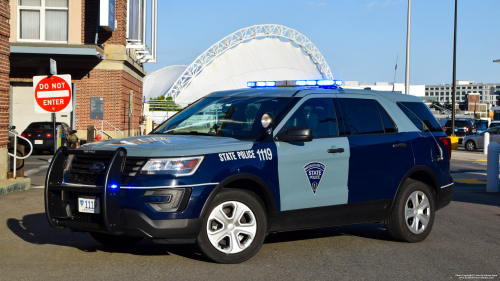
[451,0,458,136]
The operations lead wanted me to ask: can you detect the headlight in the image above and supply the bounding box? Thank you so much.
[140,156,204,176]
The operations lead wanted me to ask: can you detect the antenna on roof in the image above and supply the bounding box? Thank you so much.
[393,53,398,92]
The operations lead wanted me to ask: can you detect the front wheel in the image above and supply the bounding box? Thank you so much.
[196,189,267,264]
[89,232,143,248]
[385,179,435,243]
[465,140,476,151]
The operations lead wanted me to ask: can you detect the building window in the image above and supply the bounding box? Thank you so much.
[430,88,434,90]
[430,92,434,95]
[442,92,445,95]
[479,86,483,89]
[440,97,444,101]
[446,92,449,95]
[18,0,68,42]
[446,87,450,90]
[441,87,444,90]
[425,93,429,96]
[446,97,449,101]
[473,91,477,93]
[479,91,482,94]
[467,87,471,89]
[456,97,459,100]
[462,87,466,89]
[425,88,429,90]
[473,86,477,89]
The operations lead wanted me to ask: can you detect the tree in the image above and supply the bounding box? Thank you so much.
[149,96,182,111]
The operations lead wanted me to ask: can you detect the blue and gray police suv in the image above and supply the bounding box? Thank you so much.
[45,79,453,263]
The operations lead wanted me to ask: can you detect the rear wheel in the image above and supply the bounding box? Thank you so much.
[465,140,476,151]
[89,232,143,248]
[196,189,267,264]
[385,179,435,243]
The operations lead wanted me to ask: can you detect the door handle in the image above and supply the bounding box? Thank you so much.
[393,143,406,148]
[327,148,345,153]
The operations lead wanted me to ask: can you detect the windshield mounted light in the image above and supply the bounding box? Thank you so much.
[140,156,204,176]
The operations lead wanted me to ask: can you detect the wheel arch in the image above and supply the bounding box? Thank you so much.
[389,166,440,215]
[200,173,277,230]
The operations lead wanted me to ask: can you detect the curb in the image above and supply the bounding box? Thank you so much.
[0,178,31,195]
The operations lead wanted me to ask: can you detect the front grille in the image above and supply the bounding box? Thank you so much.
[68,155,147,186]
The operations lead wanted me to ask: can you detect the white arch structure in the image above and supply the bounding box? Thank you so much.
[165,24,333,101]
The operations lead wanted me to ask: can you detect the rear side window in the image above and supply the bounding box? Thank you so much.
[339,99,396,135]
[444,120,467,127]
[397,102,443,132]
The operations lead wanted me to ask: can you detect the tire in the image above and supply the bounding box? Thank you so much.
[385,179,435,243]
[196,189,267,264]
[465,140,476,151]
[89,232,143,248]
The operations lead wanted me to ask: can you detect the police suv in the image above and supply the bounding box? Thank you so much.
[45,79,453,263]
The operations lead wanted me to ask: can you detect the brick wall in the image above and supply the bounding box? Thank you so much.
[74,69,143,133]
[0,0,9,149]
[82,0,128,45]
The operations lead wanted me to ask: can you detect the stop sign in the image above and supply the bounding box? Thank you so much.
[33,75,72,113]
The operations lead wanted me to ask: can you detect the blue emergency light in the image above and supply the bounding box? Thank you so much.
[247,79,343,88]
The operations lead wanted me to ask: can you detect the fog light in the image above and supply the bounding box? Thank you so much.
[145,188,185,212]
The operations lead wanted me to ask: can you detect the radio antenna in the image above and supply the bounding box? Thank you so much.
[393,54,398,92]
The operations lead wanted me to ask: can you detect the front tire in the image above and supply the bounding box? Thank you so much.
[196,189,267,264]
[89,232,143,248]
[385,179,435,243]
[465,140,476,151]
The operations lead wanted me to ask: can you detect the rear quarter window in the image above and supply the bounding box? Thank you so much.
[397,102,443,132]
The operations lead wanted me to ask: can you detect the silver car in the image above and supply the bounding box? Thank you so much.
[463,127,500,151]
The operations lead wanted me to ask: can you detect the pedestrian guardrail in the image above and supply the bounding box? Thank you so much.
[8,130,33,179]
[94,120,124,139]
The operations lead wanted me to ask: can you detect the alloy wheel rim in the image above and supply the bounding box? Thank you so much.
[467,142,474,150]
[206,201,257,254]
[405,191,431,234]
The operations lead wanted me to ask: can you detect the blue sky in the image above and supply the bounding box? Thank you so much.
[144,0,499,85]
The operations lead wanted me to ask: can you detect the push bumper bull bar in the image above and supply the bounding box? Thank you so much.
[45,146,127,235]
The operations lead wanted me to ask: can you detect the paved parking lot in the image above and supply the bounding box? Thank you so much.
[0,156,499,280]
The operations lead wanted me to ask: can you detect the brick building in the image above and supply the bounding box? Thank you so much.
[9,0,147,141]
[0,0,10,180]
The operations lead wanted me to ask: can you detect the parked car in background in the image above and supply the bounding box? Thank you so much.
[462,127,500,151]
[474,120,488,135]
[489,121,500,128]
[21,122,71,154]
[443,119,476,137]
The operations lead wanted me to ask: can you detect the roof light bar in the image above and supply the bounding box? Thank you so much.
[247,79,342,88]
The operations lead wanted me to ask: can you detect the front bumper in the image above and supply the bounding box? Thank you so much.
[45,147,204,242]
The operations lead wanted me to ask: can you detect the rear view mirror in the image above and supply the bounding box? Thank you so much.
[276,126,313,142]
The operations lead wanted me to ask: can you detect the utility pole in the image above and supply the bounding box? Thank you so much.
[451,0,458,136]
[405,0,411,95]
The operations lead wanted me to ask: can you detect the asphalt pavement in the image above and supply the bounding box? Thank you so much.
[0,152,499,280]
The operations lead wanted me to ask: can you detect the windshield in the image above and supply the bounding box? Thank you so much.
[153,97,291,141]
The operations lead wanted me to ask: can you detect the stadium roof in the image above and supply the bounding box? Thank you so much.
[144,24,334,107]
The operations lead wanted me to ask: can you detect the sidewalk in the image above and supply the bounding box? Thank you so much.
[451,147,499,185]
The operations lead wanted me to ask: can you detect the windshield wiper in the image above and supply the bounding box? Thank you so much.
[164,131,219,137]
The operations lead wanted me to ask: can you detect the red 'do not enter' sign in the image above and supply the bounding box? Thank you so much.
[33,75,72,113]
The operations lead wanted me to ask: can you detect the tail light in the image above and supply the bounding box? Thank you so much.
[440,137,452,158]
[46,133,52,138]
[21,133,26,137]
[27,133,32,138]
[443,127,447,131]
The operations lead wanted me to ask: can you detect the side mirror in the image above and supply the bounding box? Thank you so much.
[276,126,313,142]
[480,132,484,136]
[71,130,77,134]
[11,126,16,130]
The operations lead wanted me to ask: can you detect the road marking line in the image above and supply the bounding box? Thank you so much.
[32,186,45,189]
[454,179,486,184]
[24,165,49,176]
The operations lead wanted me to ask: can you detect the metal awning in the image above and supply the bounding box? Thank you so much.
[10,43,104,58]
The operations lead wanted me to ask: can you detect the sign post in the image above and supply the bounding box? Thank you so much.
[33,74,73,152]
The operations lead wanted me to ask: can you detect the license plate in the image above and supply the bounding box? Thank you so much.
[78,196,100,214]
[35,140,43,144]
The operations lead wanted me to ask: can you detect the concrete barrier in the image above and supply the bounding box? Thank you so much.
[449,136,459,150]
